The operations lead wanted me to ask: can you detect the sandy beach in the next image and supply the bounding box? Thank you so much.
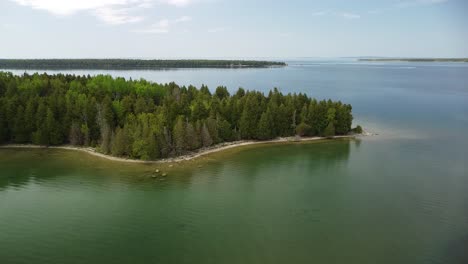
[0,135,357,164]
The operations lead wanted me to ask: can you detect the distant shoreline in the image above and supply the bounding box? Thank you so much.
[0,135,358,164]
[359,58,468,63]
[0,59,287,70]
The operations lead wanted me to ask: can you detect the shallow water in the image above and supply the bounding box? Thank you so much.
[1,60,468,263]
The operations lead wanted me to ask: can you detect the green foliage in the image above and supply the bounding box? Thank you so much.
[111,127,130,157]
[215,86,230,99]
[0,72,354,160]
[324,122,336,138]
[295,122,311,137]
[201,122,213,147]
[353,125,363,134]
[217,117,233,142]
[257,109,274,140]
[173,116,186,155]
[239,94,260,139]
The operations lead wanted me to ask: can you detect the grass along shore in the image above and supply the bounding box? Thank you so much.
[0,135,361,164]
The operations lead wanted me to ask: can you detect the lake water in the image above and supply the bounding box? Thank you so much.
[1,60,468,263]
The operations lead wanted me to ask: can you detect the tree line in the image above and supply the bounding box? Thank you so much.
[0,59,286,70]
[0,72,354,160]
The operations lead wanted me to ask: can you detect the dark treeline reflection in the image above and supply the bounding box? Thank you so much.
[167,140,355,187]
[236,140,353,176]
[0,140,355,191]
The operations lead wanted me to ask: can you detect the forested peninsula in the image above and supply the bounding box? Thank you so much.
[0,59,286,70]
[0,72,356,161]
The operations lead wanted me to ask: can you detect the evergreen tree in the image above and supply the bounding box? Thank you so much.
[296,122,311,137]
[173,116,186,155]
[32,101,49,145]
[13,105,28,143]
[217,117,232,142]
[201,122,213,147]
[185,121,201,150]
[257,109,274,140]
[324,108,336,138]
[46,108,63,145]
[324,122,335,138]
[239,95,259,139]
[0,73,354,160]
[111,127,129,156]
[69,122,83,145]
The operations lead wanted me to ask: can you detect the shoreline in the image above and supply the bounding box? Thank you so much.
[0,135,357,164]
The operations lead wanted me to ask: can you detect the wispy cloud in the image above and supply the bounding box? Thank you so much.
[133,16,192,34]
[9,0,196,25]
[93,7,144,25]
[161,0,194,7]
[310,10,361,19]
[338,12,360,19]
[311,10,328,17]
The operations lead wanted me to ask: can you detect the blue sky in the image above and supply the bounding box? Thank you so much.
[0,0,467,58]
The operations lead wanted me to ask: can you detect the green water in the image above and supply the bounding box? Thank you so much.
[1,138,467,264]
[1,60,468,263]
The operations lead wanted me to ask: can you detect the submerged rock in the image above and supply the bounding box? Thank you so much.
[162,173,168,177]
[155,169,160,173]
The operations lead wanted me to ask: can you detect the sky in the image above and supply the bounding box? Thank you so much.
[0,0,467,58]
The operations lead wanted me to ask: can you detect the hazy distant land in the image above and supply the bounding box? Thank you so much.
[0,59,287,70]
[359,58,468,63]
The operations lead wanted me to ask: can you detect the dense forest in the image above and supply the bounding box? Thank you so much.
[0,59,286,70]
[0,72,354,160]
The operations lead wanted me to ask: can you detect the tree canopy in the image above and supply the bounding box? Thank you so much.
[0,72,353,160]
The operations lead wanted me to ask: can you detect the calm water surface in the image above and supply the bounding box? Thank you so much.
[1,60,468,263]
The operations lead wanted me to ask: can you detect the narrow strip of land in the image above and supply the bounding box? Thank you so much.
[0,59,286,70]
[359,58,468,63]
[0,135,357,164]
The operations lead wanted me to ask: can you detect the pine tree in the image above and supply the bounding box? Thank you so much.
[295,122,311,137]
[13,105,28,143]
[205,117,219,143]
[33,101,49,145]
[46,108,63,145]
[111,127,129,156]
[81,124,90,146]
[257,109,273,140]
[185,121,200,150]
[324,107,336,138]
[24,99,36,140]
[173,116,186,155]
[239,95,259,139]
[217,117,232,142]
[201,122,213,147]
[69,122,83,145]
[324,122,335,138]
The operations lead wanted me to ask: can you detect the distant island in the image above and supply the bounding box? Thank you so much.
[0,59,286,70]
[359,58,468,63]
[0,72,359,161]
